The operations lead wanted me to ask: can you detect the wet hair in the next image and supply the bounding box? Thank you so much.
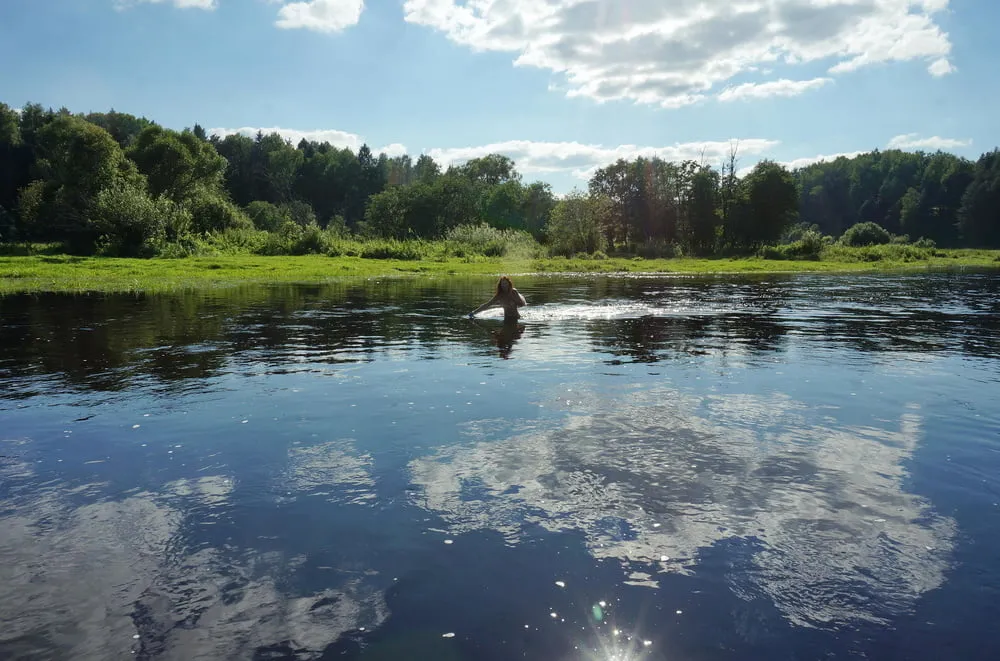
[495,276,513,296]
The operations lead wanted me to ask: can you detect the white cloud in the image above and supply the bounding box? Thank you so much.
[427,138,780,181]
[402,0,954,108]
[887,133,972,150]
[927,57,955,76]
[203,126,972,186]
[116,0,216,9]
[771,151,868,173]
[773,133,973,173]
[206,126,405,157]
[378,142,409,158]
[275,0,364,32]
[718,77,833,102]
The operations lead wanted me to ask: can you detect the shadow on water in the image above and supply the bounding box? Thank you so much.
[1,272,999,660]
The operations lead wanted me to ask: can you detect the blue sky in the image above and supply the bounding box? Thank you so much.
[1,0,996,193]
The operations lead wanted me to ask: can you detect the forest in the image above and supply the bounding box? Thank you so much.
[1,101,998,260]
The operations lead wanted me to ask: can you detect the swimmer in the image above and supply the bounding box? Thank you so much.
[468,276,527,321]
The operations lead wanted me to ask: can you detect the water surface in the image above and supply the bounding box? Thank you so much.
[1,272,999,660]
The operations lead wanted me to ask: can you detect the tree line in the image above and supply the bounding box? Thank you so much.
[0,101,997,257]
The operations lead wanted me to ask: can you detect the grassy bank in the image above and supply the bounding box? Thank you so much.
[2,246,999,294]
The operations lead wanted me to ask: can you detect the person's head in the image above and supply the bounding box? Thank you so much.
[496,276,513,295]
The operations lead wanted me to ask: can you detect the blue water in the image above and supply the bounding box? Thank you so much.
[1,272,999,660]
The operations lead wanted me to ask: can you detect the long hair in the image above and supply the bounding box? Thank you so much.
[495,276,513,297]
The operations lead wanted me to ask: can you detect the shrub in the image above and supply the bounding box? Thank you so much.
[758,230,825,260]
[840,222,891,247]
[90,180,169,257]
[282,200,318,227]
[187,190,253,234]
[246,201,288,232]
[782,222,822,243]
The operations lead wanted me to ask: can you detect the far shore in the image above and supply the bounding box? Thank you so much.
[2,249,999,295]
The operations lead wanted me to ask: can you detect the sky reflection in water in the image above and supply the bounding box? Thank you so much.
[0,273,998,660]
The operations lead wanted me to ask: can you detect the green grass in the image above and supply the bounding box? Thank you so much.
[1,247,998,295]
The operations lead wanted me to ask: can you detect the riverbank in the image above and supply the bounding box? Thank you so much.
[2,249,998,294]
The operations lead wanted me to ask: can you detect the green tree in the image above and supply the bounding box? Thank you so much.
[480,179,526,230]
[454,153,520,186]
[588,158,634,248]
[211,132,256,206]
[728,160,799,249]
[127,125,227,203]
[413,154,440,184]
[681,166,721,255]
[546,190,607,255]
[293,143,360,226]
[18,115,146,250]
[246,200,291,232]
[0,103,23,231]
[521,181,556,239]
[957,149,1000,247]
[81,110,156,149]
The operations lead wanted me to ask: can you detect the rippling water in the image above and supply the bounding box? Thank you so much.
[1,272,999,660]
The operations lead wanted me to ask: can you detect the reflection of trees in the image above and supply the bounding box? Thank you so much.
[778,273,1000,359]
[408,386,957,630]
[586,312,790,364]
[1,273,997,398]
[804,308,1000,359]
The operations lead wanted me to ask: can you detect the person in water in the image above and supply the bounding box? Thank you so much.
[468,276,527,321]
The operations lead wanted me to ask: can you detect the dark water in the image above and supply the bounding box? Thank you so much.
[1,272,999,660]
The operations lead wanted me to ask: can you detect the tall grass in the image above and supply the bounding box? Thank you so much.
[442,223,543,260]
[144,222,544,262]
[821,243,936,263]
[0,242,68,256]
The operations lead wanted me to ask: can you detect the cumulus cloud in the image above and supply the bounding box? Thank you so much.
[427,138,780,181]
[378,142,409,158]
[204,125,972,185]
[275,0,364,32]
[928,57,956,76]
[769,151,869,173]
[402,0,954,108]
[769,133,972,172]
[206,126,405,157]
[718,77,833,102]
[887,133,972,150]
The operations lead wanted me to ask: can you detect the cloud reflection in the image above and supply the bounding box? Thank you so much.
[0,468,385,660]
[408,385,957,629]
[283,440,377,505]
